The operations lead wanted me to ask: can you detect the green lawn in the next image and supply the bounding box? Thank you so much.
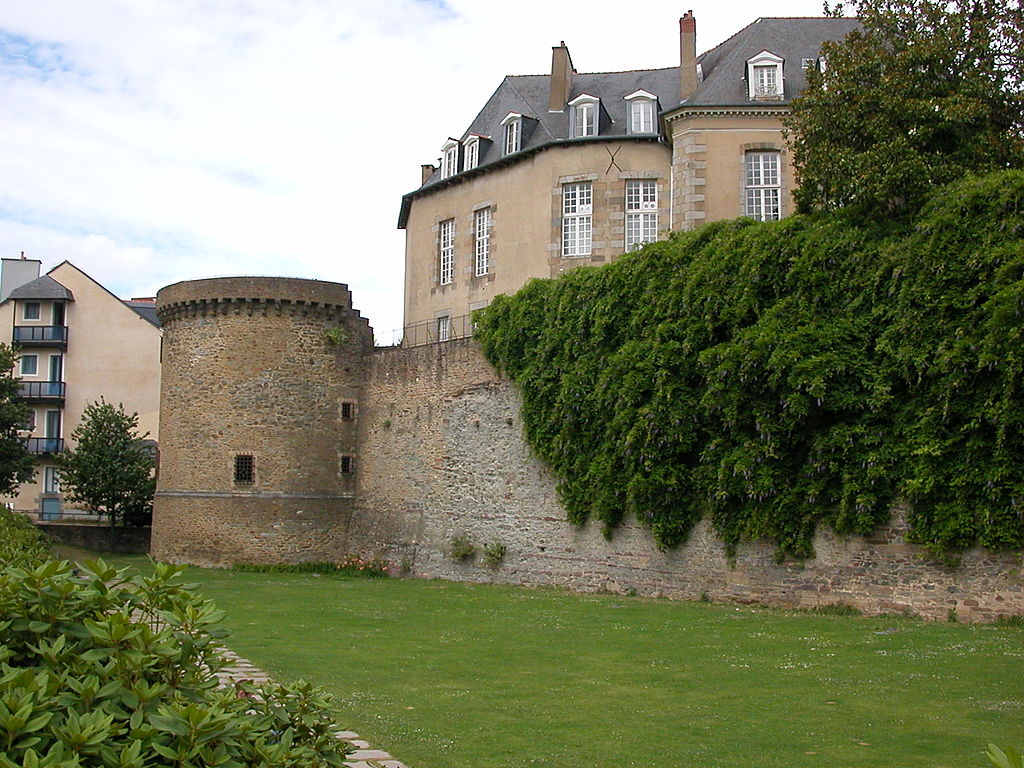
[106,557,1023,768]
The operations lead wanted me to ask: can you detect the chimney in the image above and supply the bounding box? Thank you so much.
[421,164,436,185]
[679,11,698,101]
[549,41,574,112]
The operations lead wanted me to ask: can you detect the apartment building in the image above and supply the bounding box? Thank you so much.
[0,258,161,519]
[398,14,860,340]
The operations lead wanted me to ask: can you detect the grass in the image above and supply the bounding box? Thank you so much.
[99,555,1022,768]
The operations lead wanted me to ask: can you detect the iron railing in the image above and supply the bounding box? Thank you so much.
[395,314,474,348]
[24,437,64,454]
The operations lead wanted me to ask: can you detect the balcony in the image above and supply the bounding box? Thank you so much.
[13,326,68,348]
[18,381,65,404]
[24,437,63,454]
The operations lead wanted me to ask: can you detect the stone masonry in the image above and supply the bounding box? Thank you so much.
[153,278,1024,621]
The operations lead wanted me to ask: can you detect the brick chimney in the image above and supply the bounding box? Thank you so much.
[549,41,574,112]
[421,164,436,185]
[680,11,698,101]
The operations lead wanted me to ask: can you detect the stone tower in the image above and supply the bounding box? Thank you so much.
[151,277,372,566]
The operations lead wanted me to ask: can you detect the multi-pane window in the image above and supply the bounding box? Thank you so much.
[340,456,355,474]
[341,401,355,421]
[630,99,654,133]
[572,101,597,137]
[234,454,255,485]
[562,182,593,257]
[437,315,451,342]
[464,139,479,170]
[745,151,781,221]
[441,144,458,178]
[438,219,454,285]
[474,208,492,277]
[625,180,658,250]
[753,64,780,96]
[504,119,521,155]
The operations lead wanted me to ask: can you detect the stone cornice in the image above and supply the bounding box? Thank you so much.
[663,104,791,124]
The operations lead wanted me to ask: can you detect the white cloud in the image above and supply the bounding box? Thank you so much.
[0,0,831,340]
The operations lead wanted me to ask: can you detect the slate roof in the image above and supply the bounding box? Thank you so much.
[124,301,160,328]
[399,16,860,227]
[685,17,861,107]
[6,276,74,302]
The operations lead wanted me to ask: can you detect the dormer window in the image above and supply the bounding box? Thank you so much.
[440,139,460,179]
[501,113,522,155]
[624,90,657,134]
[463,136,480,170]
[747,51,784,100]
[568,94,599,138]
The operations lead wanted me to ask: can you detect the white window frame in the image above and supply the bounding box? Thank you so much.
[624,90,657,134]
[568,94,599,138]
[44,466,60,494]
[501,113,522,155]
[625,180,658,250]
[474,207,492,277]
[20,354,37,376]
[22,302,40,321]
[437,315,451,342]
[440,140,459,179]
[747,51,784,99]
[463,136,480,170]
[744,151,782,221]
[562,182,593,257]
[438,219,455,285]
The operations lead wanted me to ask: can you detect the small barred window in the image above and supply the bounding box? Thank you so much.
[341,456,355,474]
[341,402,355,421]
[234,454,255,485]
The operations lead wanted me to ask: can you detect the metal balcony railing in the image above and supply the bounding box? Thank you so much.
[18,381,65,401]
[397,314,474,347]
[13,326,67,346]
[24,437,64,454]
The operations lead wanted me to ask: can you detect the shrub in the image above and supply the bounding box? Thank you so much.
[450,536,476,562]
[0,557,350,767]
[482,541,506,567]
[231,555,389,578]
[0,507,52,568]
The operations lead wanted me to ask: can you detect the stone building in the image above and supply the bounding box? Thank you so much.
[0,258,161,519]
[398,13,860,340]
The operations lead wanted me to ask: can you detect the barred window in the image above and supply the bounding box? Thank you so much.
[438,219,454,285]
[625,180,658,250]
[341,402,355,421]
[562,182,593,257]
[340,456,355,474]
[744,151,781,221]
[474,208,492,277]
[234,454,255,485]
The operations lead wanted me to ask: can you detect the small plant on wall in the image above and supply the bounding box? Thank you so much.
[323,326,349,346]
[450,535,476,563]
[482,541,506,567]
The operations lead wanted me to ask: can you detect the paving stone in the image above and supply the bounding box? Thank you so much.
[349,739,371,748]
[335,730,360,740]
[348,749,393,761]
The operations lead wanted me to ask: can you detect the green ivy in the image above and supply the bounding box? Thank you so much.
[475,171,1024,559]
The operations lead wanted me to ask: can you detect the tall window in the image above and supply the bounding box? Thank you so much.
[745,151,781,221]
[562,182,593,257]
[438,219,455,285]
[437,315,451,342]
[441,142,459,178]
[464,138,479,170]
[504,118,521,155]
[569,95,599,138]
[234,454,255,485]
[631,100,654,133]
[625,180,658,250]
[474,208,492,277]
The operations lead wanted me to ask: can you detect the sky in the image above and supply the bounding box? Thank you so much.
[0,0,834,343]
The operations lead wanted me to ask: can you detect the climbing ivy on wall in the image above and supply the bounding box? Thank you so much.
[474,171,1024,559]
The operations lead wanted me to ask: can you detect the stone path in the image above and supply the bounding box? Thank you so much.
[217,647,411,768]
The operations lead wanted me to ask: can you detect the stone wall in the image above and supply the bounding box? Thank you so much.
[38,523,151,554]
[351,338,1023,622]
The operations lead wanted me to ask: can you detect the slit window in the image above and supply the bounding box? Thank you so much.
[341,456,355,474]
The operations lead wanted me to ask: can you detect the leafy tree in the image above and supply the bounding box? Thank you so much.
[786,0,1024,216]
[0,343,35,495]
[57,399,155,526]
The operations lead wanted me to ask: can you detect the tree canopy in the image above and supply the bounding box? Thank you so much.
[56,399,155,526]
[786,0,1024,216]
[475,171,1024,559]
[0,344,35,496]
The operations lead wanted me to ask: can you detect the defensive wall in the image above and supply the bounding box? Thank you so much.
[152,278,1023,622]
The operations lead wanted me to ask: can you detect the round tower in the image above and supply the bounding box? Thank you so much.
[152,277,372,566]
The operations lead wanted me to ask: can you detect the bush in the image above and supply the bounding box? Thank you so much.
[0,557,351,767]
[231,555,389,578]
[0,507,52,568]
